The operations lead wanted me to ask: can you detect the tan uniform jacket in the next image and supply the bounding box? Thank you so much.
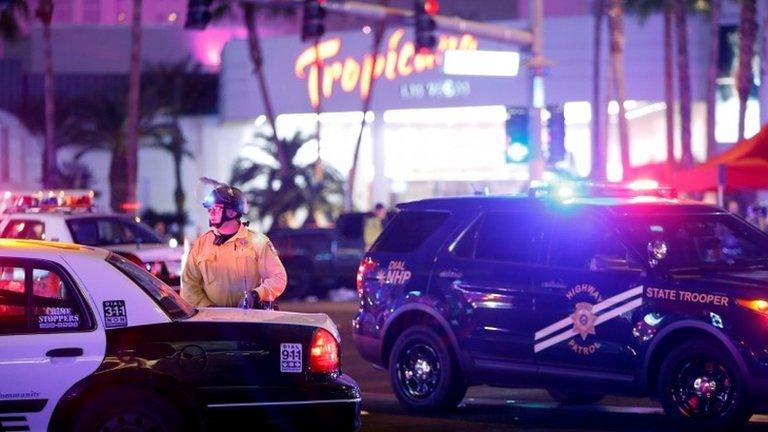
[181,224,287,307]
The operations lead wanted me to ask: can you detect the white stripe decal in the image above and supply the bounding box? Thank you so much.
[534,286,643,341]
[533,297,644,353]
[208,398,362,408]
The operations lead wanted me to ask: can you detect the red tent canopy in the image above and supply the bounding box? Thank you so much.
[673,124,768,191]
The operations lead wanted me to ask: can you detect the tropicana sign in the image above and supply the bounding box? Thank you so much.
[294,28,479,108]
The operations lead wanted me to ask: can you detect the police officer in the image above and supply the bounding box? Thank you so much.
[181,184,287,308]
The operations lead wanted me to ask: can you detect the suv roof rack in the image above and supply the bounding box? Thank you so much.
[1,190,95,214]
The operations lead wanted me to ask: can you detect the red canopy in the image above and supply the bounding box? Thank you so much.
[673,124,768,191]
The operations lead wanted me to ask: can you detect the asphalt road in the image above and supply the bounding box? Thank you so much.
[282,299,768,432]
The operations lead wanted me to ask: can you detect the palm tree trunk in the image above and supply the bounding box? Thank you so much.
[706,0,720,159]
[37,0,56,187]
[675,0,693,167]
[737,0,756,140]
[606,0,630,180]
[591,0,605,181]
[110,141,129,212]
[663,2,675,171]
[125,0,142,214]
[173,152,184,230]
[242,3,288,176]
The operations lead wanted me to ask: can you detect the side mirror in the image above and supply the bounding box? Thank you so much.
[590,254,630,271]
[647,240,669,268]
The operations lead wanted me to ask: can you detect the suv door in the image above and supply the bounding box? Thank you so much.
[532,210,644,376]
[432,210,545,368]
[0,258,105,431]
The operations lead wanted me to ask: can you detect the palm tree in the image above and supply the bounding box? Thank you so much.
[591,0,606,181]
[623,0,675,173]
[674,0,694,167]
[606,0,630,179]
[35,0,57,186]
[736,0,756,140]
[0,0,29,58]
[230,131,344,230]
[125,0,143,214]
[706,0,721,158]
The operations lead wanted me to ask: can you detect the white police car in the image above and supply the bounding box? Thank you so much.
[0,190,184,287]
[0,239,361,432]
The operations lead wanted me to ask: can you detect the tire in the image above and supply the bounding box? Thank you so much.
[546,388,605,405]
[388,325,467,412]
[657,340,752,432]
[73,388,187,432]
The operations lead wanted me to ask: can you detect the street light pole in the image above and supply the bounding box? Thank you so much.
[527,0,546,181]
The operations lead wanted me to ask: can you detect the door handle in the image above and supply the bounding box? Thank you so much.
[542,280,567,289]
[46,347,83,358]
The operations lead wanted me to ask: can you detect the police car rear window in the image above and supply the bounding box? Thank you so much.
[372,211,449,253]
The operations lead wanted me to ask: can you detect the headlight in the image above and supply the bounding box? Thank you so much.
[736,298,768,316]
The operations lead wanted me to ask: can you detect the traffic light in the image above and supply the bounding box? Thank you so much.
[301,0,326,42]
[185,0,212,30]
[414,0,438,53]
[505,108,530,164]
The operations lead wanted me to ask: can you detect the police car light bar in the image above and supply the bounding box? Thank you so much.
[528,181,677,200]
[1,190,95,214]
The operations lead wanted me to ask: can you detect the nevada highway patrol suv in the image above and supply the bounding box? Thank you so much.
[0,190,184,287]
[0,239,360,432]
[354,182,768,431]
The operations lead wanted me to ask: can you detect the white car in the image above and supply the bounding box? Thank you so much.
[0,191,183,287]
[0,239,361,432]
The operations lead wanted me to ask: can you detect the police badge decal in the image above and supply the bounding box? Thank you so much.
[566,284,602,356]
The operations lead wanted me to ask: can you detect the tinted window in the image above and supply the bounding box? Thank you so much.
[68,217,162,246]
[474,212,542,263]
[548,215,632,269]
[0,261,92,335]
[373,211,449,253]
[1,220,45,240]
[0,265,26,333]
[107,253,195,320]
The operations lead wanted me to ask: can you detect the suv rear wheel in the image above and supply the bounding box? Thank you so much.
[389,325,467,412]
[658,340,751,431]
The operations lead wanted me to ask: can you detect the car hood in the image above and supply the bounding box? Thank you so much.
[187,307,340,341]
[103,243,183,261]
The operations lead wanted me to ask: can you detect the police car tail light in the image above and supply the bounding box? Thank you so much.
[736,298,768,316]
[356,257,378,297]
[309,328,339,373]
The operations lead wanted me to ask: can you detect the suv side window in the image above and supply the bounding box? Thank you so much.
[548,215,635,270]
[1,219,45,240]
[373,211,449,253]
[460,211,542,263]
[0,260,92,335]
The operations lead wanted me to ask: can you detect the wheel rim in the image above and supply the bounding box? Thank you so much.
[396,341,441,400]
[100,410,164,432]
[671,354,735,418]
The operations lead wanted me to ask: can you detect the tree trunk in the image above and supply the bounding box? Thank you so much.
[110,141,129,212]
[606,0,630,180]
[172,74,185,230]
[37,0,56,187]
[173,152,184,230]
[242,3,288,176]
[737,0,756,140]
[663,2,675,171]
[125,0,142,214]
[706,0,720,159]
[675,0,693,167]
[591,0,605,181]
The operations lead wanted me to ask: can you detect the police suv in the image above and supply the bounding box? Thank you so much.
[353,183,768,431]
[0,239,361,431]
[0,190,184,287]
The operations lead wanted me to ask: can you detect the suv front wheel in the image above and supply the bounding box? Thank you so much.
[389,325,467,412]
[658,340,752,431]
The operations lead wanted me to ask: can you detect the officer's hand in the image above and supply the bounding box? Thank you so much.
[248,289,261,308]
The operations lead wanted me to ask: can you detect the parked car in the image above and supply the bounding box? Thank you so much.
[270,212,385,299]
[0,190,183,288]
[0,239,361,432]
[354,182,768,431]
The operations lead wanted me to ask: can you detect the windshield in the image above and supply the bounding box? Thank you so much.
[107,253,195,320]
[621,213,768,271]
[67,217,163,247]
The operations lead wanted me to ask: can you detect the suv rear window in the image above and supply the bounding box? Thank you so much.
[372,211,449,253]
